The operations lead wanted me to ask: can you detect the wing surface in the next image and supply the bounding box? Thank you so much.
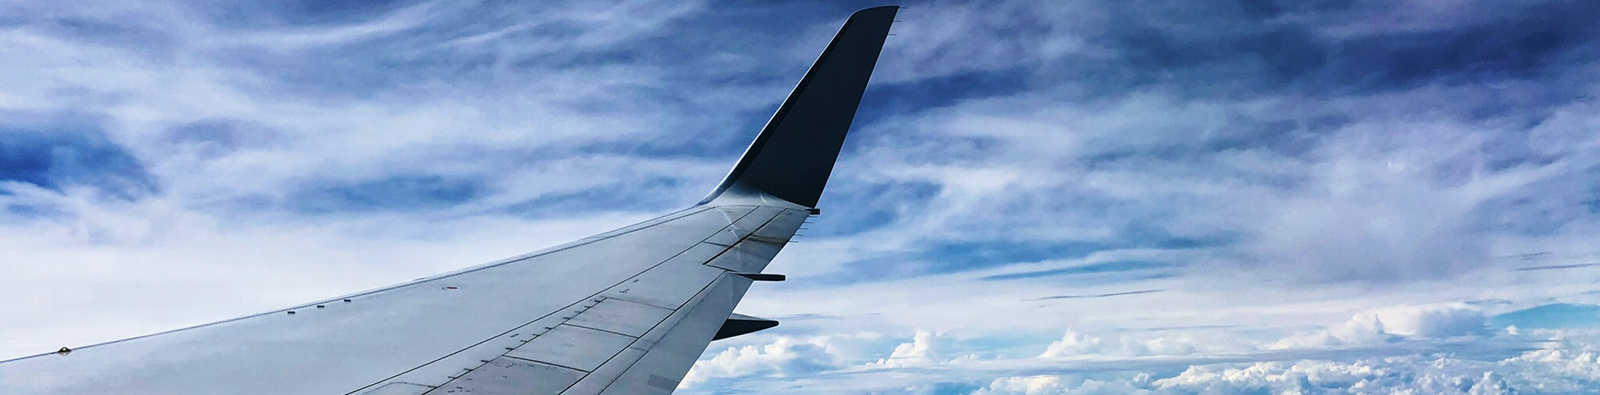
[0,6,897,395]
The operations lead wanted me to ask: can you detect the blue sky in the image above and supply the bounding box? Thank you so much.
[3,0,1600,393]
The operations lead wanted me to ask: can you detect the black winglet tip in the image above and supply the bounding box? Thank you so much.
[851,5,901,18]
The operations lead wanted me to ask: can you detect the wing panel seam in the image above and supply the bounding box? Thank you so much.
[499,355,591,374]
[344,206,764,394]
[561,323,640,339]
[4,206,717,366]
[557,276,732,394]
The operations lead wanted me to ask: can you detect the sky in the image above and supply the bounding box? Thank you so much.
[2,0,1600,393]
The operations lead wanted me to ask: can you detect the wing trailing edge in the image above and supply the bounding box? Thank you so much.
[700,6,899,208]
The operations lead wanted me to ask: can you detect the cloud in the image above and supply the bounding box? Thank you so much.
[1270,304,1488,349]
[967,348,1589,395]
[1037,328,1207,360]
[777,0,1600,291]
[1505,336,1600,389]
[973,375,1151,395]
[1146,334,1600,394]
[680,324,1552,394]
[983,261,1173,282]
[1374,304,1492,338]
[1031,290,1162,301]
[681,336,841,388]
[0,127,157,200]
[5,0,1600,393]
[0,0,729,347]
[1038,330,1107,358]
[870,331,980,368]
[1153,360,1515,395]
[1491,304,1600,330]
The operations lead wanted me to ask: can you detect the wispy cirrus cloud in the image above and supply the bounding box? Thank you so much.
[4,0,1600,393]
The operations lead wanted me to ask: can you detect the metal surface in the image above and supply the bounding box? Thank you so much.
[701,6,901,207]
[363,383,434,395]
[437,358,585,394]
[0,207,742,394]
[713,313,781,341]
[566,299,675,337]
[507,325,638,372]
[0,6,899,394]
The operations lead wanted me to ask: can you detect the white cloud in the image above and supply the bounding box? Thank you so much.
[681,336,840,388]
[681,325,1600,394]
[970,332,1600,395]
[870,330,981,368]
[1153,359,1513,395]
[1371,304,1489,338]
[1039,330,1106,358]
[1268,313,1394,350]
[6,1,1600,394]
[0,0,730,359]
[1157,333,1600,394]
[1038,329,1199,358]
[1269,304,1488,349]
[974,375,1152,395]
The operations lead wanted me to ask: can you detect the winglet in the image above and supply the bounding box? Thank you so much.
[700,6,899,208]
[713,313,780,341]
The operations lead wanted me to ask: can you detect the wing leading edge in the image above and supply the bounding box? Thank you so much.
[0,6,898,395]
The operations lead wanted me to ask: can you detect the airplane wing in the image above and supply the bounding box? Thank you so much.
[0,6,898,395]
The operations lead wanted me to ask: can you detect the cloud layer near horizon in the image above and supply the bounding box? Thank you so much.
[3,0,1600,393]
